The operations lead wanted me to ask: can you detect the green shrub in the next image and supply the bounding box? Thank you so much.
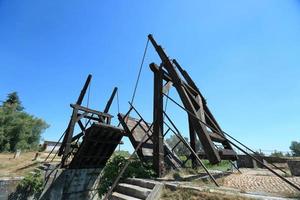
[179,156,231,172]
[8,171,44,200]
[113,150,130,157]
[98,155,155,197]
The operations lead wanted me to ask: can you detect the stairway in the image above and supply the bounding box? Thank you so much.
[110,178,163,200]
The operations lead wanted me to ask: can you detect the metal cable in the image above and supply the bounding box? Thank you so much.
[85,81,91,126]
[163,93,288,174]
[163,93,300,191]
[130,38,149,105]
[163,89,169,121]
[116,89,120,113]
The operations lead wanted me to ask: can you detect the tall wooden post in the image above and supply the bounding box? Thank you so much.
[148,34,221,164]
[58,74,92,159]
[188,116,197,168]
[61,108,78,167]
[152,63,165,177]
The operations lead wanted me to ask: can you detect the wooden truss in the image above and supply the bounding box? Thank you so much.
[148,35,237,175]
[57,75,123,168]
[118,106,182,173]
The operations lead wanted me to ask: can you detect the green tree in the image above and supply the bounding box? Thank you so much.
[290,141,300,156]
[254,150,265,156]
[270,150,284,157]
[165,134,202,156]
[3,92,24,111]
[285,152,292,157]
[0,92,49,152]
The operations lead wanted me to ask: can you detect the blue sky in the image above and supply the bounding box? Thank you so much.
[1,1,300,153]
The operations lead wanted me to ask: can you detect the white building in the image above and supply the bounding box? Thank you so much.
[43,140,62,152]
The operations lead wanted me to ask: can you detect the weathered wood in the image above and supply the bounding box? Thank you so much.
[163,111,219,186]
[118,114,146,160]
[149,64,199,97]
[68,123,123,169]
[119,109,182,170]
[104,87,118,113]
[71,132,84,142]
[188,116,197,168]
[209,132,226,143]
[70,104,113,118]
[148,34,220,164]
[173,59,234,151]
[76,74,92,105]
[152,64,165,177]
[61,108,78,167]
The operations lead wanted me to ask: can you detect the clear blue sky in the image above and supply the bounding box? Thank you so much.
[1,1,300,153]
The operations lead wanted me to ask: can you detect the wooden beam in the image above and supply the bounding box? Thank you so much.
[152,63,165,177]
[70,104,113,118]
[76,74,92,105]
[173,59,234,150]
[148,35,220,164]
[61,108,78,167]
[188,116,197,168]
[117,114,145,160]
[104,87,118,113]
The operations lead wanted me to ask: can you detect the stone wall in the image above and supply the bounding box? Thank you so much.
[287,160,300,176]
[39,168,102,200]
[237,155,288,168]
[237,155,263,168]
[0,177,23,200]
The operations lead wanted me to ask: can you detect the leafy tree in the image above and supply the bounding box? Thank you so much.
[3,92,24,111]
[0,92,49,152]
[113,150,130,157]
[165,134,202,156]
[270,150,284,158]
[254,150,265,156]
[290,141,300,156]
[285,152,292,157]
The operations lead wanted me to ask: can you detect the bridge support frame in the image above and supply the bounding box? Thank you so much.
[152,64,165,177]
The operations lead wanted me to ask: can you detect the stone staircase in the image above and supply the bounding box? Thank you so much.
[110,178,163,200]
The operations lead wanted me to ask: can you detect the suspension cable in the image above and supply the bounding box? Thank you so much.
[44,131,66,162]
[163,93,300,191]
[84,81,91,126]
[163,89,169,120]
[116,89,120,113]
[163,93,288,174]
[130,38,149,105]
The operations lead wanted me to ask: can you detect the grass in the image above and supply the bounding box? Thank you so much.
[179,156,232,172]
[202,160,232,171]
[0,151,58,177]
[161,188,252,200]
[190,176,226,187]
[0,152,36,176]
[284,193,300,199]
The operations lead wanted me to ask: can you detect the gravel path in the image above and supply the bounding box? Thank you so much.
[223,169,300,197]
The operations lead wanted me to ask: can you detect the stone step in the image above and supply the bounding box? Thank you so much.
[115,183,151,200]
[110,192,142,200]
[124,178,155,189]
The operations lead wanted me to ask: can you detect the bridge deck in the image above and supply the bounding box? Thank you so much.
[68,123,123,169]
